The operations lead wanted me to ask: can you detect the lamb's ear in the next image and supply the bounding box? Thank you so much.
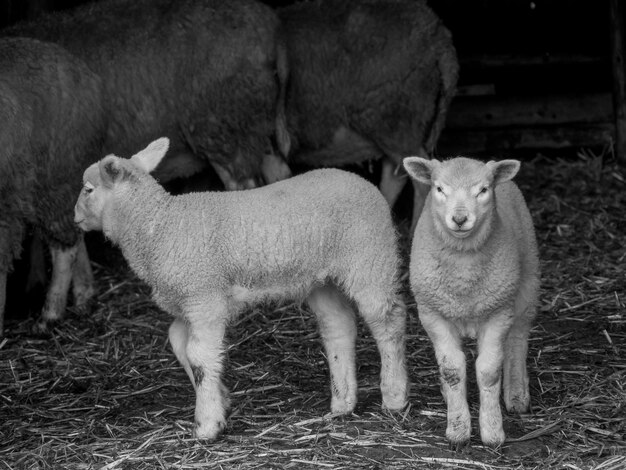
[99,155,125,187]
[403,157,438,184]
[130,137,170,173]
[487,159,521,185]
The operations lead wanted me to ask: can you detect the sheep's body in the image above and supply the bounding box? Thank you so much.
[74,138,409,440]
[279,0,458,228]
[5,0,288,190]
[0,37,105,334]
[403,156,540,447]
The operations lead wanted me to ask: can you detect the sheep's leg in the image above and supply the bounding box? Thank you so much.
[34,244,78,333]
[476,312,514,447]
[504,276,537,414]
[261,152,292,185]
[184,299,230,440]
[307,286,358,414]
[211,160,256,191]
[503,315,532,414]
[71,236,95,310]
[168,318,195,387]
[354,290,408,411]
[379,157,407,208]
[419,307,470,447]
[25,230,47,296]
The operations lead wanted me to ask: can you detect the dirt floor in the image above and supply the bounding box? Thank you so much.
[0,150,624,469]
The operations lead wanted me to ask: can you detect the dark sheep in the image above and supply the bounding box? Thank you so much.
[2,0,290,332]
[0,37,105,335]
[4,0,290,190]
[279,0,459,229]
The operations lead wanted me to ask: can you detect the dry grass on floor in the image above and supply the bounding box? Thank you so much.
[0,152,625,469]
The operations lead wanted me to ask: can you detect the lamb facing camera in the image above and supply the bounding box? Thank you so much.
[403,156,540,447]
[75,138,409,440]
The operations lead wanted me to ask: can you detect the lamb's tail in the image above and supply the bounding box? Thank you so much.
[274,28,291,158]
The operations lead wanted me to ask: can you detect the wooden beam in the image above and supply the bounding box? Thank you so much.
[460,54,604,69]
[445,93,613,130]
[437,123,614,156]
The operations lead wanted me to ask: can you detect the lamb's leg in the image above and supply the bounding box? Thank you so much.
[307,285,358,414]
[419,307,470,447]
[72,236,95,310]
[476,312,514,447]
[379,157,407,208]
[503,315,532,414]
[168,318,195,387]
[184,298,230,440]
[34,243,78,333]
[353,290,408,411]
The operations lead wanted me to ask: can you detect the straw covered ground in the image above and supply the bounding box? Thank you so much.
[0,151,624,469]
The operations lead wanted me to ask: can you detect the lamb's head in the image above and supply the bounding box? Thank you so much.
[74,137,170,232]
[403,156,520,248]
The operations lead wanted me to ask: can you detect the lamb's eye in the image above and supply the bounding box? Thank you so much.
[83,185,94,194]
[436,186,444,193]
[479,187,488,194]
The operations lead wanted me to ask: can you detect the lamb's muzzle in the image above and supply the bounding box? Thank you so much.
[451,214,468,228]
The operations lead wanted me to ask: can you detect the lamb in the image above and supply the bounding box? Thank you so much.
[402,156,540,447]
[0,37,105,335]
[4,0,291,191]
[74,138,409,440]
[278,0,458,230]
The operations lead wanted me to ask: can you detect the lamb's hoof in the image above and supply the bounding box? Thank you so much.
[480,427,506,448]
[330,396,357,415]
[324,411,351,421]
[382,387,409,411]
[73,288,96,313]
[448,438,470,452]
[505,396,530,415]
[446,418,471,448]
[72,297,95,317]
[193,419,226,441]
[31,318,54,336]
[382,398,409,413]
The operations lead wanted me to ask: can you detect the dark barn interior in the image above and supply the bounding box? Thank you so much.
[0,1,624,469]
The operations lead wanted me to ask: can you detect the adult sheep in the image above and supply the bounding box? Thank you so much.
[74,138,409,440]
[4,0,290,191]
[0,37,105,335]
[279,0,458,230]
[403,156,540,447]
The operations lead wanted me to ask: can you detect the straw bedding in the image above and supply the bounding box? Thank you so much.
[1,150,624,469]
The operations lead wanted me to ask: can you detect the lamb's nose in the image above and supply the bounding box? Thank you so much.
[452,215,468,227]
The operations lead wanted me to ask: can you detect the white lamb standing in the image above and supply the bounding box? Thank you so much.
[74,138,409,440]
[402,156,540,447]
